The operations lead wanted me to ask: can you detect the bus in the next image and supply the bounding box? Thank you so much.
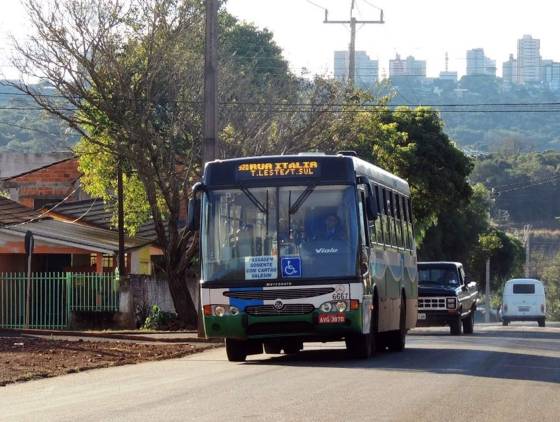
[188,152,418,361]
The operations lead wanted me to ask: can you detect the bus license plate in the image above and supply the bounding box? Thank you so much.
[417,313,426,320]
[318,313,345,324]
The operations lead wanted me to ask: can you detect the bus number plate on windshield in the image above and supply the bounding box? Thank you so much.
[318,313,345,324]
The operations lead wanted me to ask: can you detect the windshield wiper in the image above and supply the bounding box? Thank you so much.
[289,184,316,215]
[240,187,267,214]
[240,187,269,235]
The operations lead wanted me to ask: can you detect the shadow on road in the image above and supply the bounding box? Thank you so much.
[411,328,560,341]
[246,346,560,384]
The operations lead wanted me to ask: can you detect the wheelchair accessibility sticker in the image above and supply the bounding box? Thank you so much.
[281,256,302,278]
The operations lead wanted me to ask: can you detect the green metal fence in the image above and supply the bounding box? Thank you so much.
[0,272,120,329]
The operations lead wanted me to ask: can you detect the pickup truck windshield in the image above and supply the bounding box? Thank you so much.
[418,266,461,287]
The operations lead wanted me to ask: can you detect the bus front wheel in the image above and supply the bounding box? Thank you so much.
[225,338,248,362]
[345,333,372,359]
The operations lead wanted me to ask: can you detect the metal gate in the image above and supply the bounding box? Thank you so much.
[0,272,120,329]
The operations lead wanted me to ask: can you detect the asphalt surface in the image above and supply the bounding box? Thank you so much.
[1,323,560,422]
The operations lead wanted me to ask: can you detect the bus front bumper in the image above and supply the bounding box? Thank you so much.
[203,309,363,340]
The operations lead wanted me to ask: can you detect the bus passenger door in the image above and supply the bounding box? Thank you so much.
[358,190,373,333]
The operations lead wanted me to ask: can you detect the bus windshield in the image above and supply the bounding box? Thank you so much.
[201,185,359,282]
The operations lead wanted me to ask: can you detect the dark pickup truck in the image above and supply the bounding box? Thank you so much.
[416,262,478,335]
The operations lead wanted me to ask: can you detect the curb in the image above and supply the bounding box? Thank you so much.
[1,329,222,344]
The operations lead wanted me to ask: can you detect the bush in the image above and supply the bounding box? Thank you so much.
[141,305,176,330]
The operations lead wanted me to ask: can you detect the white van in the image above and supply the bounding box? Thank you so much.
[501,279,546,327]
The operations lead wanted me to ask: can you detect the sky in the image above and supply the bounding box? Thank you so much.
[2,0,560,79]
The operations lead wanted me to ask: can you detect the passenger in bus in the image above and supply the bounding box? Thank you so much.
[316,213,345,241]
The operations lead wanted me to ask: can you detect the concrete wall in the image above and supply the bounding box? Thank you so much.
[129,275,177,326]
[0,152,73,179]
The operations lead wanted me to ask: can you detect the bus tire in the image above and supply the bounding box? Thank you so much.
[450,316,462,335]
[538,319,545,327]
[463,311,474,334]
[387,297,406,352]
[225,338,248,362]
[345,333,372,359]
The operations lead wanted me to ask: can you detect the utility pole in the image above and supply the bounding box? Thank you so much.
[523,224,532,277]
[203,0,218,164]
[323,0,384,86]
[485,258,491,323]
[117,161,126,276]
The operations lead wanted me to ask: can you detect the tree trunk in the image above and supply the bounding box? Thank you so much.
[166,270,198,329]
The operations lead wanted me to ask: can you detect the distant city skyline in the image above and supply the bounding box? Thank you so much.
[332,34,560,92]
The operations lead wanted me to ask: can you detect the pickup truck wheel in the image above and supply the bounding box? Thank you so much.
[463,311,474,334]
[450,316,462,335]
[538,319,546,327]
[225,338,248,362]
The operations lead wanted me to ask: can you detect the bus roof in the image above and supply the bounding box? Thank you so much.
[203,153,410,195]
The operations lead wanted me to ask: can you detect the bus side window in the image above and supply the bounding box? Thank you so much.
[388,191,397,248]
[382,188,392,248]
[367,190,377,245]
[396,194,404,249]
[402,195,410,250]
[407,197,414,249]
[373,184,384,245]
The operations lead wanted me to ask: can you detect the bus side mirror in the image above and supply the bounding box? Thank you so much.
[187,182,205,232]
[365,184,379,221]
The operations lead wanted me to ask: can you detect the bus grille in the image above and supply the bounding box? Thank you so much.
[245,304,315,316]
[224,288,334,300]
[247,322,314,336]
[418,297,447,310]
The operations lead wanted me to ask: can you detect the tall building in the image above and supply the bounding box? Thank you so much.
[541,60,560,90]
[389,54,426,79]
[517,34,541,83]
[466,48,496,76]
[334,50,378,90]
[502,54,518,85]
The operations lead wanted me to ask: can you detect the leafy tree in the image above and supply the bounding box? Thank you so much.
[377,107,473,239]
[10,0,354,326]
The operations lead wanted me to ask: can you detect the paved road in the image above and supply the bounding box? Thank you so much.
[2,323,560,422]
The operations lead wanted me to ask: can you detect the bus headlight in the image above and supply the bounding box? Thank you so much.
[214,306,226,317]
[320,302,333,313]
[230,306,240,316]
[336,301,347,312]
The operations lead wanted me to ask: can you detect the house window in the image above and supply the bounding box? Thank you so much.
[90,254,115,268]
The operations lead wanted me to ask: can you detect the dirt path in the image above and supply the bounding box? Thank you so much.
[0,335,221,387]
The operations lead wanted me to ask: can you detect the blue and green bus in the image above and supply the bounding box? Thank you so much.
[189,152,418,361]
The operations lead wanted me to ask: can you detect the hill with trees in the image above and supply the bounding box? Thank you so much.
[386,74,560,152]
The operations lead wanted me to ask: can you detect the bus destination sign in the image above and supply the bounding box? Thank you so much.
[237,161,320,179]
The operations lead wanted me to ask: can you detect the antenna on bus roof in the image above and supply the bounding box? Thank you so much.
[337,151,358,157]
